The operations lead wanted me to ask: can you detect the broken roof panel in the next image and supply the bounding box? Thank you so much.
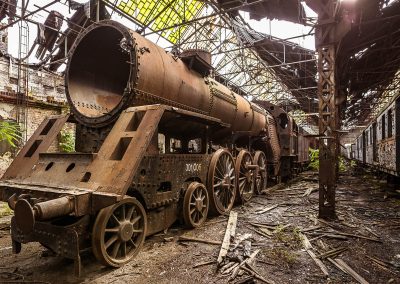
[216,0,306,24]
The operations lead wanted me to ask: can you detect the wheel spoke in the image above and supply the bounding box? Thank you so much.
[213,181,223,187]
[105,235,118,249]
[129,239,138,248]
[111,213,121,225]
[111,240,121,258]
[193,211,199,222]
[121,242,127,258]
[131,215,141,225]
[105,227,119,233]
[132,228,143,233]
[216,166,224,177]
[126,206,134,221]
[120,204,126,220]
[224,189,229,207]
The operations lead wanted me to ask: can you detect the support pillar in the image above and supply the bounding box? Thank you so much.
[315,0,339,220]
[317,45,337,219]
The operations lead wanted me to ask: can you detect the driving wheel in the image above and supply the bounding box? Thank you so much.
[92,197,147,267]
[207,149,237,215]
[183,182,209,228]
[235,150,255,203]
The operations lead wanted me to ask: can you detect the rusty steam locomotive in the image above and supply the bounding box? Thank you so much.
[0,20,313,275]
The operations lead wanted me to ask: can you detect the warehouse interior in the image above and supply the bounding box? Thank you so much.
[0,0,400,283]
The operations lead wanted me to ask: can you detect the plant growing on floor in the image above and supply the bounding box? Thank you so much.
[0,120,21,147]
[0,202,13,217]
[308,148,346,172]
[308,148,319,170]
[59,130,75,152]
[338,156,346,172]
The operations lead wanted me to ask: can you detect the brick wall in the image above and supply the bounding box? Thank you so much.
[0,56,65,103]
[0,55,71,177]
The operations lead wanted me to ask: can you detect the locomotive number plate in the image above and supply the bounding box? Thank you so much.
[185,163,202,172]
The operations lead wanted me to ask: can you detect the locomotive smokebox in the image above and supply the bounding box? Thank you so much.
[66,22,134,127]
[66,20,268,138]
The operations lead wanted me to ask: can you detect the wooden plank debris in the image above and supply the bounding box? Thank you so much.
[192,260,215,268]
[246,226,271,238]
[232,233,252,249]
[217,210,238,266]
[327,257,347,273]
[301,226,322,233]
[317,247,347,259]
[334,258,369,284]
[256,204,279,214]
[230,249,260,280]
[178,236,221,245]
[302,187,318,197]
[365,255,395,274]
[241,266,275,284]
[364,227,379,238]
[329,231,381,242]
[324,234,349,240]
[301,233,329,276]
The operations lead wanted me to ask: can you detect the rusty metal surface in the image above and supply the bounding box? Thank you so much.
[182,182,209,228]
[253,100,294,156]
[297,128,311,164]
[2,114,69,179]
[180,49,212,76]
[315,0,339,220]
[207,149,236,215]
[65,20,269,142]
[253,151,267,194]
[235,150,254,203]
[11,215,90,276]
[91,198,147,267]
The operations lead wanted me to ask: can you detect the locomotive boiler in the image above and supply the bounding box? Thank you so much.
[0,20,309,275]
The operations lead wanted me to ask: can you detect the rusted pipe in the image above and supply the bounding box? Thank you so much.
[14,196,74,234]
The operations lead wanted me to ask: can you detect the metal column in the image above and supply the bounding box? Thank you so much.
[315,0,338,220]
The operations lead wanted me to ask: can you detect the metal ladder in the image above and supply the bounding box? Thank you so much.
[16,19,29,143]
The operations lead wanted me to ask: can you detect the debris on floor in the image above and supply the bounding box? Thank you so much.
[0,170,399,284]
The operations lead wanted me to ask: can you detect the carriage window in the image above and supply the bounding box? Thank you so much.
[382,114,386,139]
[365,131,368,146]
[370,128,373,143]
[170,138,182,153]
[158,134,166,154]
[388,109,393,138]
[188,139,202,153]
